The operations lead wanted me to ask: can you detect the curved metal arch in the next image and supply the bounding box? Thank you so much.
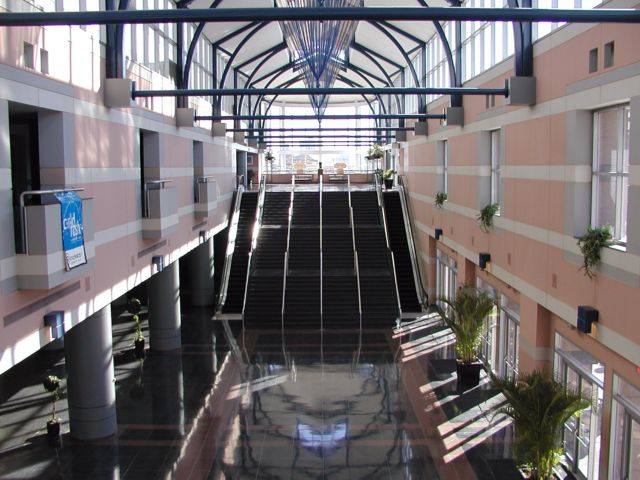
[181,0,224,90]
[507,0,533,76]
[414,0,459,90]
[342,63,389,115]
[250,61,297,118]
[237,43,288,114]
[335,74,382,128]
[259,75,306,131]
[216,22,269,114]
[350,43,402,116]
[368,20,424,113]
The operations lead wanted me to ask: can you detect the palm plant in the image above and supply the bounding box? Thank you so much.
[492,370,589,479]
[432,285,495,364]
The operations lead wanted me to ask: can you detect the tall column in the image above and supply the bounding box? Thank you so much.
[518,297,552,373]
[188,238,215,307]
[149,260,182,351]
[65,305,117,440]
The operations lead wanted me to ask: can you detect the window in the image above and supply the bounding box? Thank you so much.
[554,334,604,480]
[611,375,640,480]
[476,278,498,373]
[592,104,630,244]
[499,295,519,378]
[436,250,457,301]
[490,129,501,209]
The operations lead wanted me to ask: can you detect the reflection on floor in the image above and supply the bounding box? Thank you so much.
[0,307,515,479]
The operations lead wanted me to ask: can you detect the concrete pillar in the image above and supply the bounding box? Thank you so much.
[188,238,215,307]
[65,305,117,440]
[149,260,182,351]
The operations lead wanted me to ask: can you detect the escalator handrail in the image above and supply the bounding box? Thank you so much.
[397,175,429,308]
[242,175,267,319]
[215,184,245,312]
[375,176,403,319]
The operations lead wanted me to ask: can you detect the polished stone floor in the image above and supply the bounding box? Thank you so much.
[0,308,514,479]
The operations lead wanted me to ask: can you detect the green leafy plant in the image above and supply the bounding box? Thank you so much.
[374,168,384,179]
[577,225,613,279]
[435,191,448,208]
[264,150,275,162]
[382,169,396,180]
[492,370,589,480]
[431,285,495,364]
[132,314,144,342]
[366,143,384,160]
[477,203,500,232]
[43,375,61,423]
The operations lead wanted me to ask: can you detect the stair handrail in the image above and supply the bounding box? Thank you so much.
[242,174,267,319]
[375,176,403,319]
[319,174,323,329]
[347,175,363,325]
[397,175,429,308]
[281,251,289,327]
[215,184,245,312]
[281,175,295,325]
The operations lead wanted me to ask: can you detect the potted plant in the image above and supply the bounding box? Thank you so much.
[477,203,500,232]
[43,375,61,438]
[577,225,613,279]
[264,150,275,163]
[366,143,384,162]
[128,297,145,359]
[435,191,448,208]
[492,370,589,479]
[432,286,495,389]
[382,169,396,189]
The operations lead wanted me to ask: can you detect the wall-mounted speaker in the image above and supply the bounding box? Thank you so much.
[435,228,443,240]
[577,306,598,334]
[479,252,491,270]
[44,311,65,339]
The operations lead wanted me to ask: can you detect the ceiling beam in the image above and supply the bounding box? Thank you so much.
[4,7,638,26]
[134,86,507,98]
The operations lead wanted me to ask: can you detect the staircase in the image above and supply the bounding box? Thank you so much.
[284,192,321,325]
[383,191,422,313]
[221,192,258,314]
[243,192,290,326]
[351,191,399,325]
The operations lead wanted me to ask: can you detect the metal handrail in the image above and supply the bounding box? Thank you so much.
[19,187,85,255]
[319,174,323,329]
[375,176,402,319]
[215,185,244,312]
[390,251,403,317]
[195,176,216,203]
[143,179,173,218]
[196,175,216,183]
[281,251,288,326]
[347,176,363,325]
[397,175,429,308]
[281,175,295,324]
[242,175,267,319]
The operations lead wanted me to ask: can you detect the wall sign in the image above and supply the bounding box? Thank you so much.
[54,192,87,270]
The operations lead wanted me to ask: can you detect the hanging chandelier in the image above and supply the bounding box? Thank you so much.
[276,0,362,117]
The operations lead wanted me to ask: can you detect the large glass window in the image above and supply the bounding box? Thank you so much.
[592,104,630,244]
[476,278,498,373]
[436,250,457,302]
[443,140,449,195]
[611,375,640,480]
[499,295,519,378]
[554,334,604,480]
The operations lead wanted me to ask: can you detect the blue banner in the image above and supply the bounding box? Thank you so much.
[54,191,87,270]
